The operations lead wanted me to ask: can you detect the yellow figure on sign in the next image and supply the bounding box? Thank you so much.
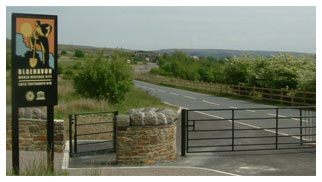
[30,20,52,67]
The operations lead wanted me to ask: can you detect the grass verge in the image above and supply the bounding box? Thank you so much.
[7,158,69,176]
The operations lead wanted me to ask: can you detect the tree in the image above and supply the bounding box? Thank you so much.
[223,56,249,85]
[61,50,67,56]
[74,49,85,58]
[73,50,134,104]
[198,68,214,82]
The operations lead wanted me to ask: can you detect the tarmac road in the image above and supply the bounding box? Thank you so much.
[134,80,316,143]
[134,80,316,176]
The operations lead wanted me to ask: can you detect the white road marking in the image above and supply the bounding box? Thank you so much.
[169,92,179,96]
[194,111,224,119]
[202,100,220,105]
[267,113,287,117]
[162,101,189,110]
[64,165,239,176]
[261,129,310,141]
[149,88,155,90]
[291,118,309,123]
[158,89,166,92]
[184,95,196,100]
[268,113,276,116]
[233,121,261,129]
[246,110,256,112]
[229,106,238,109]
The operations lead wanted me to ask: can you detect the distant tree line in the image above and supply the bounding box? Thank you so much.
[151,51,316,92]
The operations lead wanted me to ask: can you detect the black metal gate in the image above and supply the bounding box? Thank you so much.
[69,111,118,157]
[181,106,315,156]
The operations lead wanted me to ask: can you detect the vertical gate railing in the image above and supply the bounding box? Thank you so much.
[181,106,315,156]
[69,111,118,157]
[181,109,187,156]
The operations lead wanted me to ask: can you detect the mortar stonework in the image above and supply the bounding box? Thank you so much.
[117,123,176,164]
[6,107,65,153]
[116,107,178,164]
[6,119,65,153]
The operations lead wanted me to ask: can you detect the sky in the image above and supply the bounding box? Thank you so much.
[6,6,316,53]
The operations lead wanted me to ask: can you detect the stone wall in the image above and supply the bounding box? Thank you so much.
[116,108,177,165]
[6,107,65,153]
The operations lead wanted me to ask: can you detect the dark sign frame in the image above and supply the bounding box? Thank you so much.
[11,13,58,174]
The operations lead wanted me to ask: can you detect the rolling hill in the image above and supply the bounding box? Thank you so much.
[6,38,313,58]
[155,48,309,59]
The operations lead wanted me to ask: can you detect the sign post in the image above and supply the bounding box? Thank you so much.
[11,13,58,174]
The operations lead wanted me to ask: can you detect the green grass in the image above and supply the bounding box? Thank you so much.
[59,59,82,67]
[109,87,173,113]
[7,158,69,176]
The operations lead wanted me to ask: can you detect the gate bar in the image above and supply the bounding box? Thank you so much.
[77,140,114,146]
[181,109,187,156]
[187,146,315,153]
[300,108,303,145]
[74,114,77,153]
[232,109,235,151]
[188,126,315,133]
[76,131,114,137]
[188,106,315,112]
[187,116,315,122]
[113,111,118,152]
[74,111,117,116]
[69,114,73,157]
[77,121,114,126]
[275,108,278,149]
[188,134,316,141]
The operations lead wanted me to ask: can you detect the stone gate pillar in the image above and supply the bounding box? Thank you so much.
[116,108,178,164]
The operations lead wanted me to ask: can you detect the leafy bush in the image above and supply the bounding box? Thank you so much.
[74,49,85,58]
[73,51,134,104]
[153,52,316,92]
[61,62,84,80]
[6,53,11,70]
[58,63,63,75]
[61,50,67,56]
[150,68,160,74]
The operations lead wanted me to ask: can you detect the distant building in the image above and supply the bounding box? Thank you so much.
[135,51,160,61]
[191,55,199,60]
